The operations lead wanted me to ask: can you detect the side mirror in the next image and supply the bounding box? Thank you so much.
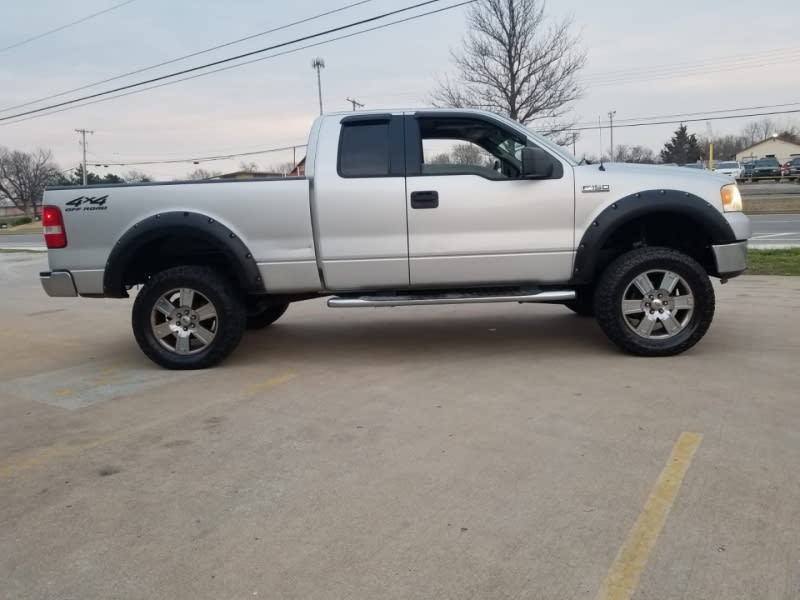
[521,147,554,179]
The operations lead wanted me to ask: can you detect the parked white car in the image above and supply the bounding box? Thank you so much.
[713,161,743,180]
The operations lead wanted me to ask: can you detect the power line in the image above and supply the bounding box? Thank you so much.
[582,49,800,88]
[551,108,800,134]
[581,45,800,83]
[91,143,308,167]
[0,0,378,114]
[569,101,800,129]
[0,0,137,54]
[0,0,454,123]
[0,0,476,127]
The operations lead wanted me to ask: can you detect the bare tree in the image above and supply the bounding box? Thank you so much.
[451,143,493,165]
[123,169,153,183]
[432,0,586,136]
[268,161,298,175]
[239,161,261,173]
[184,168,221,180]
[0,148,60,218]
[614,144,656,164]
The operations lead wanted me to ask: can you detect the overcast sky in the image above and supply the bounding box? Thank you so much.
[1,0,798,179]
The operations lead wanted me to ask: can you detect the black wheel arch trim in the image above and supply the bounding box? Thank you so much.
[104,211,264,298]
[570,189,738,285]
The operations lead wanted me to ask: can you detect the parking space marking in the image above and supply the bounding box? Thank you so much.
[594,432,702,600]
[245,373,296,393]
[5,363,193,410]
[1,371,297,478]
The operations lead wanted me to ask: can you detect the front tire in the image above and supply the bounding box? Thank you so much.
[593,247,715,356]
[132,266,246,369]
[564,288,594,317]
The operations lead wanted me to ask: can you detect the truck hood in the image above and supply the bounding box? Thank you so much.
[573,162,734,209]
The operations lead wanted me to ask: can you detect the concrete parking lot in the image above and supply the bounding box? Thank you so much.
[2,253,800,600]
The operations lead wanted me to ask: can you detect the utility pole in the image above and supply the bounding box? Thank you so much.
[75,128,94,185]
[607,111,616,161]
[346,97,364,111]
[311,58,325,115]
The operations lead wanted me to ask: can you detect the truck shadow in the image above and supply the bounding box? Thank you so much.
[233,308,613,367]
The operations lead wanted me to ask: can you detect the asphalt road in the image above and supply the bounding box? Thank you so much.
[740,181,800,196]
[2,253,800,600]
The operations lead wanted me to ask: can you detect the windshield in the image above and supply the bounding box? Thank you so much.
[489,113,579,166]
[716,162,739,169]
[757,158,779,166]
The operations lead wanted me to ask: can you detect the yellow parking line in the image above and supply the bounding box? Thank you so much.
[594,432,702,600]
[245,373,296,393]
[1,372,296,479]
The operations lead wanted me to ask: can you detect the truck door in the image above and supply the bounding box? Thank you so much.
[311,114,409,291]
[404,112,575,287]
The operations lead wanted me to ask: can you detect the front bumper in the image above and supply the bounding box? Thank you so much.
[40,271,78,297]
[711,241,748,278]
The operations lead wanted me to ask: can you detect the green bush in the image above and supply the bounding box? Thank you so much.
[11,216,32,226]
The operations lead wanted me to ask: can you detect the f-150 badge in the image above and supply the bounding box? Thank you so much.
[582,185,610,193]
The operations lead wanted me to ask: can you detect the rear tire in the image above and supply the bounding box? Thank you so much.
[246,303,289,330]
[593,247,715,356]
[132,265,246,370]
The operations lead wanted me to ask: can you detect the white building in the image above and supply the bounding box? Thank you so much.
[735,138,800,164]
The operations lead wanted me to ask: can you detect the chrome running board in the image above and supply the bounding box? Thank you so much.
[327,289,575,308]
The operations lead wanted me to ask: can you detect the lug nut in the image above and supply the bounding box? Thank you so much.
[191,315,197,320]
[183,326,188,331]
[659,309,664,313]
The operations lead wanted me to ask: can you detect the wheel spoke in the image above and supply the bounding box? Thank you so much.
[153,322,173,340]
[660,272,680,294]
[195,302,217,321]
[175,334,191,354]
[155,297,173,316]
[633,274,654,295]
[672,294,694,310]
[180,288,195,308]
[622,300,643,315]
[661,313,683,335]
[636,315,657,337]
[192,325,215,345]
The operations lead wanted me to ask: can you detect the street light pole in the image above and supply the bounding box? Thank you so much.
[75,128,94,185]
[608,111,616,161]
[312,58,325,115]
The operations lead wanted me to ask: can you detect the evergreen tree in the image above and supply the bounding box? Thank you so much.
[660,124,703,165]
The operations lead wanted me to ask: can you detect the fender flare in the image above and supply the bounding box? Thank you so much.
[103,211,263,297]
[570,189,738,285]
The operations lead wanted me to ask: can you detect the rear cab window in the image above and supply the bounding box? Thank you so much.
[337,116,405,178]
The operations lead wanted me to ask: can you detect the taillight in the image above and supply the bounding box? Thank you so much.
[42,205,67,248]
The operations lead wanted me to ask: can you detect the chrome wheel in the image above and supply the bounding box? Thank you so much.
[620,269,694,339]
[150,287,218,355]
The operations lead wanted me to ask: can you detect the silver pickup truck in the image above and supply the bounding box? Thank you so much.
[40,108,750,369]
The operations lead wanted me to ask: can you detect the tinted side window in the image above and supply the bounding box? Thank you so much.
[338,121,390,177]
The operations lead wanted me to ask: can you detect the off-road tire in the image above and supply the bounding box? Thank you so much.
[594,247,715,356]
[246,303,289,330]
[132,265,246,369]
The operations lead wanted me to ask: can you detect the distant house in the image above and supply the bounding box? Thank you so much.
[735,138,800,164]
[289,158,306,176]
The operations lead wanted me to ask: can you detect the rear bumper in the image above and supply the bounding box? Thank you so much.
[711,241,748,278]
[40,271,78,297]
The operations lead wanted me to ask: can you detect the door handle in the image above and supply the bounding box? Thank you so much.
[410,190,439,209]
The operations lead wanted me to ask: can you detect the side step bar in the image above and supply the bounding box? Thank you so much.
[327,289,575,308]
